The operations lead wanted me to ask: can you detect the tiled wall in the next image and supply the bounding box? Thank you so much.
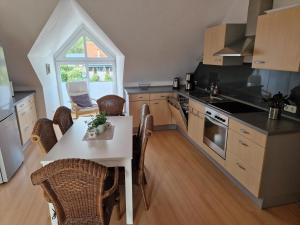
[193,62,300,118]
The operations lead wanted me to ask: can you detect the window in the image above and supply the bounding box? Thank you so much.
[55,28,116,107]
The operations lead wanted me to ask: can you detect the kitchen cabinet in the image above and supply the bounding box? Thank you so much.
[226,128,266,197]
[15,94,37,145]
[127,92,173,128]
[252,6,300,72]
[203,24,246,66]
[129,100,149,128]
[150,100,172,126]
[188,100,205,146]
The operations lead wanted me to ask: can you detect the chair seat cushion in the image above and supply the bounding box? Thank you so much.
[71,94,93,107]
[77,104,98,111]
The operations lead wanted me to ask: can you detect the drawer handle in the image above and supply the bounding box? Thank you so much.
[153,102,159,105]
[236,163,246,171]
[160,96,165,98]
[240,129,250,135]
[254,60,266,64]
[138,96,144,98]
[239,140,248,147]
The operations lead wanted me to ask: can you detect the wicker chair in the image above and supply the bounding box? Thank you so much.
[53,106,73,135]
[133,104,150,152]
[66,81,98,119]
[120,114,153,210]
[96,95,125,116]
[32,118,58,154]
[31,159,120,225]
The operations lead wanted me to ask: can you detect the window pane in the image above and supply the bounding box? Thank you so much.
[86,37,108,58]
[88,64,113,82]
[60,64,87,82]
[65,36,85,58]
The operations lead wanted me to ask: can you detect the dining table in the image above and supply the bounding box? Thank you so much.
[41,116,133,225]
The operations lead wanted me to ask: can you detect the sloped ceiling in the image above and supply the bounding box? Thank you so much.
[0,0,239,88]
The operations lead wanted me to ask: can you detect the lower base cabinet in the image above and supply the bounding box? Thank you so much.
[129,100,149,128]
[15,94,37,145]
[127,92,173,128]
[188,103,204,146]
[150,100,172,126]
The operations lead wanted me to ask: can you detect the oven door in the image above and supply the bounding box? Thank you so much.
[203,115,228,159]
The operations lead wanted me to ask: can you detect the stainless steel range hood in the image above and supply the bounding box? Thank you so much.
[214,0,273,57]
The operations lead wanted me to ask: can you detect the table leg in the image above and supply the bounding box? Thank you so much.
[48,203,57,225]
[124,159,133,224]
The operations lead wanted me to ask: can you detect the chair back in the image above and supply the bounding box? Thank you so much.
[137,104,150,141]
[96,95,125,116]
[31,159,110,225]
[32,118,57,153]
[66,80,89,97]
[53,106,73,135]
[139,115,153,175]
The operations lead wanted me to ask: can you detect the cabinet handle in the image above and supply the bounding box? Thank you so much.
[254,60,266,64]
[160,96,165,98]
[138,96,144,99]
[236,163,246,171]
[240,129,250,135]
[153,102,159,105]
[239,140,248,147]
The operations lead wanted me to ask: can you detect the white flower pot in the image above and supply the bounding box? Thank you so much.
[96,124,106,134]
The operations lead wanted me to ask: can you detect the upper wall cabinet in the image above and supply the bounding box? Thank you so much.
[252,6,300,72]
[203,24,246,66]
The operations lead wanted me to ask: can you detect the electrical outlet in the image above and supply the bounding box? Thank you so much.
[284,104,297,114]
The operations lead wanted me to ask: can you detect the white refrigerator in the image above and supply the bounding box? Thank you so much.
[0,46,23,183]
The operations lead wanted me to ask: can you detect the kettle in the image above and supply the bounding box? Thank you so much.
[173,77,180,89]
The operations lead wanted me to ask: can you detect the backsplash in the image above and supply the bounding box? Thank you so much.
[193,62,300,119]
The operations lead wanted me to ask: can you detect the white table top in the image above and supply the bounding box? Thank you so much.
[42,116,133,164]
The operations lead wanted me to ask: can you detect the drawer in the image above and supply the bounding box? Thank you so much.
[129,94,150,102]
[229,119,267,147]
[150,92,173,100]
[227,130,266,173]
[21,124,33,145]
[16,95,34,112]
[189,99,205,114]
[18,110,31,129]
[226,152,261,197]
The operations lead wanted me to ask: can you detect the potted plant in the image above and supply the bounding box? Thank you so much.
[87,112,107,135]
[263,92,289,120]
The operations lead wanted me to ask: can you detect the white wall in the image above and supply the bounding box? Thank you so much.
[1,0,255,115]
[29,56,60,118]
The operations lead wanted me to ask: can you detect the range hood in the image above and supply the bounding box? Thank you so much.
[214,0,273,57]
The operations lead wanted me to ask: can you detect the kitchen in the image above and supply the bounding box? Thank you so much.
[125,0,300,217]
[1,0,300,225]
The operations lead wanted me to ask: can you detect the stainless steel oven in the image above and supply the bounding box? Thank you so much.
[203,107,229,159]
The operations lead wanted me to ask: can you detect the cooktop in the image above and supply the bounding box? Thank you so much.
[210,101,265,114]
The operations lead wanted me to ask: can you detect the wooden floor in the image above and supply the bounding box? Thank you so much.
[0,130,299,225]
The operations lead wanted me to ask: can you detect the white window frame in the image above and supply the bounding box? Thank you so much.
[54,26,117,105]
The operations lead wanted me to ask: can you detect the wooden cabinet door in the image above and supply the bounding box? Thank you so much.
[253,7,300,72]
[203,24,225,65]
[188,107,204,146]
[150,100,172,126]
[129,100,149,128]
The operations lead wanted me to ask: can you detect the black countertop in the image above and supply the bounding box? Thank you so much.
[124,86,300,135]
[13,91,35,105]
